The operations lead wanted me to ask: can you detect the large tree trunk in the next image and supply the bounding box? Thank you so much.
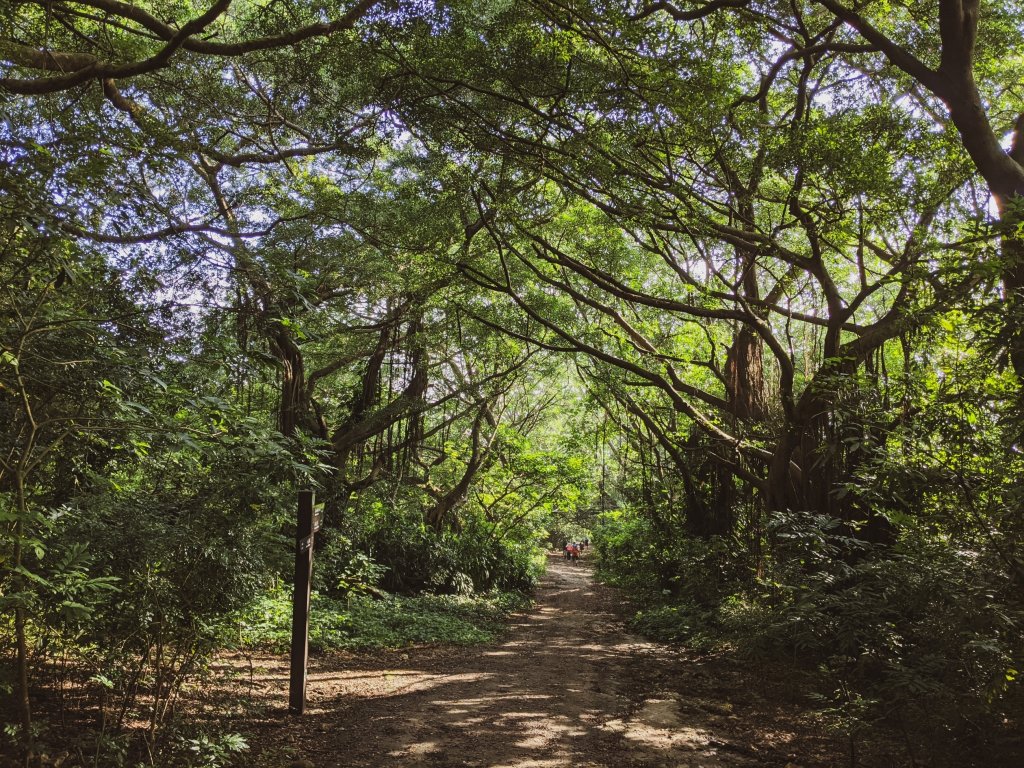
[271,326,306,439]
[725,326,766,422]
[766,384,895,544]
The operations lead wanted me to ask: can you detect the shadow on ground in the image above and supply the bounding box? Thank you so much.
[214,554,838,768]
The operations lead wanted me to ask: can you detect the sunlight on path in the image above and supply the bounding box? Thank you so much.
[273,554,767,768]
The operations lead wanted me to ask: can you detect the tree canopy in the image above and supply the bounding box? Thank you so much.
[2,1,1022,765]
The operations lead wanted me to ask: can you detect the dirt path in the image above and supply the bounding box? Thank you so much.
[234,555,836,767]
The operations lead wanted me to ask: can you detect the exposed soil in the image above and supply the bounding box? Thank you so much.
[220,554,846,768]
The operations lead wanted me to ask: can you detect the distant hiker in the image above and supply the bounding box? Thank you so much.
[568,543,580,563]
[564,542,572,560]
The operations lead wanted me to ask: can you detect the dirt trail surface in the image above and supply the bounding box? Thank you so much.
[231,555,836,767]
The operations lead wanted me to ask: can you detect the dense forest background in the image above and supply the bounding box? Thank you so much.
[2,1,1023,765]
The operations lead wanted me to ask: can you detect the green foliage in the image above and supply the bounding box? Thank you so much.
[593,508,744,607]
[314,530,388,597]
[628,604,719,653]
[600,508,1022,756]
[4,0,1024,765]
[591,508,659,593]
[328,478,549,597]
[176,731,249,768]
[726,514,1022,743]
[237,587,530,652]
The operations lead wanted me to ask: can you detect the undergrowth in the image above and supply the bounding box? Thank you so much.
[627,603,722,654]
[236,588,531,652]
[593,506,1024,767]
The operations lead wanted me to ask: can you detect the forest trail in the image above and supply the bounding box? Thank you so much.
[238,554,832,767]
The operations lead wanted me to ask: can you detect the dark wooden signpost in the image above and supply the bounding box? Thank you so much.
[289,489,323,715]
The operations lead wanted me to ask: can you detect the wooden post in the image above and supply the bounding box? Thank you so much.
[289,490,317,714]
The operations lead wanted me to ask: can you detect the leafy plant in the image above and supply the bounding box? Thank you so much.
[177,731,249,768]
[237,587,530,652]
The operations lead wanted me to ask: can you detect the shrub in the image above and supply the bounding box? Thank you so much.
[237,588,530,652]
